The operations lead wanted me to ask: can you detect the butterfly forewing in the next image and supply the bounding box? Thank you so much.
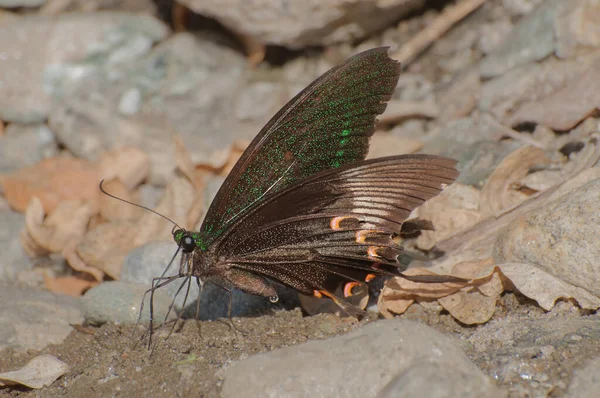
[199,48,401,243]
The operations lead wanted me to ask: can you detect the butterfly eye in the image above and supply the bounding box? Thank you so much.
[180,234,196,253]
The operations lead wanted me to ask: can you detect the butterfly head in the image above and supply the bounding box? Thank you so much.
[172,228,208,253]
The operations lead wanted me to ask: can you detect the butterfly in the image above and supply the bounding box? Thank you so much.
[140,47,460,325]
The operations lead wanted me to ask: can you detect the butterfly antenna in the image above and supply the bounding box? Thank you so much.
[99,179,182,230]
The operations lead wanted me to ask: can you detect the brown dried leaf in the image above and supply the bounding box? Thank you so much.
[43,275,97,297]
[498,262,600,310]
[438,289,497,324]
[76,174,202,279]
[413,183,482,250]
[378,297,414,319]
[480,146,550,216]
[98,147,150,190]
[174,135,204,191]
[24,197,93,254]
[0,157,99,213]
[509,57,600,131]
[0,355,69,389]
[63,239,105,282]
[98,178,142,222]
[75,222,136,280]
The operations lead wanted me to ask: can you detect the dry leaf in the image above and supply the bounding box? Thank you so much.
[98,147,150,190]
[0,157,99,213]
[75,174,202,279]
[174,135,205,191]
[413,183,482,250]
[63,239,105,282]
[379,297,414,319]
[377,268,467,318]
[98,178,141,222]
[44,275,97,297]
[0,355,68,389]
[480,146,550,216]
[498,263,600,310]
[75,222,137,280]
[24,197,93,254]
[438,289,497,324]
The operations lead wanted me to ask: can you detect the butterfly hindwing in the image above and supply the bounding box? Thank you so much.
[209,155,458,298]
[199,48,401,243]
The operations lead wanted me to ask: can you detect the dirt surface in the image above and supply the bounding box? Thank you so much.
[2,293,600,397]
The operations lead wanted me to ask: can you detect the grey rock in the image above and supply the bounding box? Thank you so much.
[0,283,83,351]
[121,241,187,310]
[567,356,600,398]
[0,12,168,124]
[179,0,426,49]
[0,124,58,173]
[378,361,505,398]
[49,33,248,184]
[221,319,504,398]
[480,0,558,78]
[494,178,600,296]
[502,0,545,17]
[0,0,44,7]
[81,281,176,326]
[455,140,522,187]
[466,308,600,397]
[0,212,33,281]
[193,283,275,321]
[419,117,504,159]
[121,241,278,320]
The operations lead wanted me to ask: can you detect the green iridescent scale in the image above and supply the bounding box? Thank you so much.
[199,48,401,244]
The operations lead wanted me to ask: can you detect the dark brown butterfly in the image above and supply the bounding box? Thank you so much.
[143,48,460,326]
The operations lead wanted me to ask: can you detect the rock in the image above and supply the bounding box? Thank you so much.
[0,0,44,7]
[419,117,504,159]
[455,140,522,187]
[81,281,176,326]
[192,283,275,321]
[567,356,600,398]
[221,319,504,398]
[179,0,426,48]
[0,282,83,351]
[120,242,186,309]
[478,54,598,123]
[466,308,600,397]
[494,178,600,296]
[0,124,58,173]
[121,241,281,320]
[479,0,558,78]
[49,33,248,184]
[502,0,545,17]
[0,211,33,281]
[0,12,167,124]
[555,0,600,59]
[378,361,503,398]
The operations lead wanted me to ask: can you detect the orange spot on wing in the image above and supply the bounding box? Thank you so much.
[367,246,380,258]
[313,290,323,298]
[365,274,376,282]
[343,282,361,297]
[330,216,349,230]
[356,230,385,243]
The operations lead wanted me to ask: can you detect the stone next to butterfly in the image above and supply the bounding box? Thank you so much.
[143,47,466,323]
